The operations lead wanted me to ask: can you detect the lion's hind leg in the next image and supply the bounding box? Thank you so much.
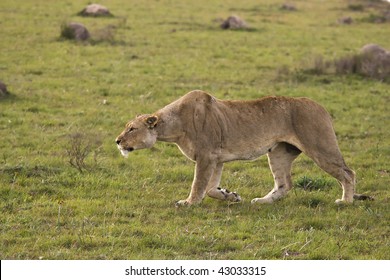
[335,166,355,204]
[313,157,357,204]
[206,163,241,203]
[293,147,372,203]
[252,142,301,204]
[299,141,360,204]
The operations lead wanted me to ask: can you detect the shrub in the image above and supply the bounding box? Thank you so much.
[334,52,390,82]
[93,25,116,43]
[65,132,102,173]
[334,54,361,75]
[311,55,330,75]
[359,52,390,81]
[299,45,390,83]
[348,4,364,11]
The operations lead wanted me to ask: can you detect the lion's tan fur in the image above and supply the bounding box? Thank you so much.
[116,90,362,206]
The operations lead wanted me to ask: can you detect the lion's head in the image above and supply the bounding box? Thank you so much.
[115,114,159,157]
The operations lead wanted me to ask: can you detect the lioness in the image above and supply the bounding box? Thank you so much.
[116,90,370,206]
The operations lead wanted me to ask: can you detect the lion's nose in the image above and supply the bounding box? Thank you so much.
[116,139,121,145]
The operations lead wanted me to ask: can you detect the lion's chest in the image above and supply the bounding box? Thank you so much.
[175,142,196,162]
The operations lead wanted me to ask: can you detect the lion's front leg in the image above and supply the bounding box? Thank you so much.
[206,163,241,203]
[175,158,217,207]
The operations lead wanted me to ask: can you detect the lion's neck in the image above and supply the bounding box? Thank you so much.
[156,128,182,142]
[156,115,196,160]
[155,108,184,143]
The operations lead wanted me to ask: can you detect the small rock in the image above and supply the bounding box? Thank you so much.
[383,10,390,22]
[338,16,353,24]
[61,22,90,41]
[0,80,9,98]
[361,43,388,57]
[221,15,247,30]
[78,4,112,17]
[280,4,297,11]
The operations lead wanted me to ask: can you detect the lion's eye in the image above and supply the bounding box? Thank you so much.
[128,127,137,133]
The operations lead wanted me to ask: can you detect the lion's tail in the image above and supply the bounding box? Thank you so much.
[353,194,374,201]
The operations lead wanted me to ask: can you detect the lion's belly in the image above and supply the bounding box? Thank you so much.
[176,140,275,163]
[218,144,276,162]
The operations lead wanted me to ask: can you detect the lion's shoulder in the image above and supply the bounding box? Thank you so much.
[182,90,216,104]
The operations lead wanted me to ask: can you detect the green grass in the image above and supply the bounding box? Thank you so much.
[0,0,389,260]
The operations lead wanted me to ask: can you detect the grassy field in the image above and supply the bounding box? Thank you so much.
[0,0,389,259]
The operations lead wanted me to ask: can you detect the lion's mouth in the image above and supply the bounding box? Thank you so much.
[117,146,134,158]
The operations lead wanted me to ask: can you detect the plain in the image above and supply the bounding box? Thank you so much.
[0,0,389,259]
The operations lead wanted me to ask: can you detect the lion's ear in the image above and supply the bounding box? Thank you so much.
[145,115,159,128]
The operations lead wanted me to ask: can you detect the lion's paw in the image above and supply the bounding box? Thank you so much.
[217,188,242,202]
[334,199,348,205]
[335,198,352,205]
[251,197,273,204]
[175,200,190,207]
[231,192,242,202]
[335,199,344,205]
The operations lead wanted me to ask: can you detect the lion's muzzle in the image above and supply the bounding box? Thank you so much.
[116,138,134,157]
